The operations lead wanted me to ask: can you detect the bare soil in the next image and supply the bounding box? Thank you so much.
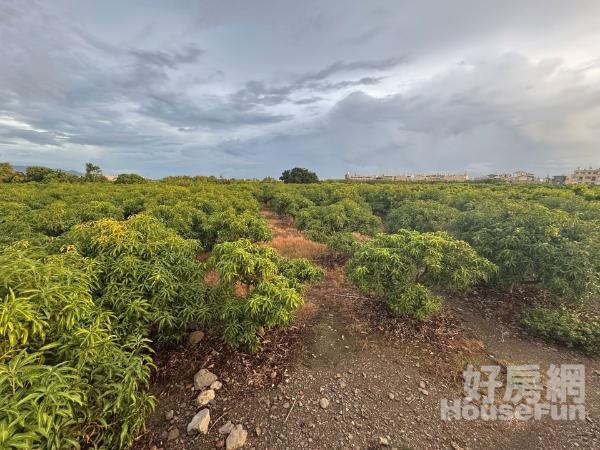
[134,210,599,450]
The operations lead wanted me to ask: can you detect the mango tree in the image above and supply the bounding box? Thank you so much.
[346,230,496,320]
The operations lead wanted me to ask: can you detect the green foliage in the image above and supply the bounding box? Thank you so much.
[210,239,279,287]
[199,209,272,249]
[114,173,147,184]
[2,175,600,448]
[280,167,319,184]
[25,166,80,183]
[84,162,106,182]
[29,200,123,238]
[387,283,442,321]
[148,202,206,240]
[30,201,79,237]
[324,232,361,257]
[0,243,155,448]
[521,306,600,353]
[66,215,208,343]
[453,201,600,300]
[386,199,459,233]
[276,257,325,288]
[208,239,322,351]
[346,231,496,320]
[269,191,315,218]
[0,162,21,182]
[122,196,146,218]
[295,199,381,240]
[0,180,289,448]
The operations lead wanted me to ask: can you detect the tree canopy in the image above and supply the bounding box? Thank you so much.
[114,173,147,184]
[0,162,21,182]
[84,162,106,182]
[279,167,319,184]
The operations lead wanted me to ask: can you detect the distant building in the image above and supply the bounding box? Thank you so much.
[480,171,537,183]
[483,173,512,181]
[566,167,600,185]
[511,170,537,183]
[344,172,469,182]
[105,175,118,182]
[550,175,567,184]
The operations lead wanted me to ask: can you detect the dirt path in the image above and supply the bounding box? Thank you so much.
[135,210,599,450]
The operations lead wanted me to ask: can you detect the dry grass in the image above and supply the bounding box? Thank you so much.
[203,268,219,287]
[261,208,328,260]
[351,231,371,241]
[270,235,328,259]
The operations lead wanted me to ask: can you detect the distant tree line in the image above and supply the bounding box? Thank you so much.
[1,162,322,184]
[0,162,147,184]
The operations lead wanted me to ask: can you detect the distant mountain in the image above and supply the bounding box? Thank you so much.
[12,165,83,176]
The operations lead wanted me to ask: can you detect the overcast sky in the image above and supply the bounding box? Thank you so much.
[1,1,600,178]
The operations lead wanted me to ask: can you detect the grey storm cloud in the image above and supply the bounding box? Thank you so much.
[295,58,406,85]
[1,128,66,146]
[138,91,294,128]
[128,45,204,69]
[1,0,600,178]
[229,58,402,108]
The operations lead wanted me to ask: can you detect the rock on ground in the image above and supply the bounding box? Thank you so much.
[167,427,179,441]
[188,330,205,345]
[226,424,248,450]
[219,420,235,435]
[187,408,210,435]
[194,369,218,390]
[197,388,215,406]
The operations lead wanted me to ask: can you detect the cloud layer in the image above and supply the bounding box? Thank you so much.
[1,0,600,178]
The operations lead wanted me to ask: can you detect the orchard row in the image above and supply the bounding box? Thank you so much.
[1,178,599,448]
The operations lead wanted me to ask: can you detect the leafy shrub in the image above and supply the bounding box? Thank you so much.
[453,201,600,301]
[148,202,206,240]
[269,191,315,218]
[66,215,209,343]
[0,203,38,247]
[325,232,362,257]
[276,257,324,288]
[0,243,155,448]
[199,209,272,249]
[25,166,81,183]
[77,200,124,222]
[386,199,459,233]
[300,183,362,206]
[0,162,21,182]
[357,184,415,215]
[30,201,80,237]
[208,239,322,351]
[28,200,123,238]
[296,199,381,240]
[122,195,146,218]
[521,307,600,353]
[346,231,496,320]
[114,173,147,184]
